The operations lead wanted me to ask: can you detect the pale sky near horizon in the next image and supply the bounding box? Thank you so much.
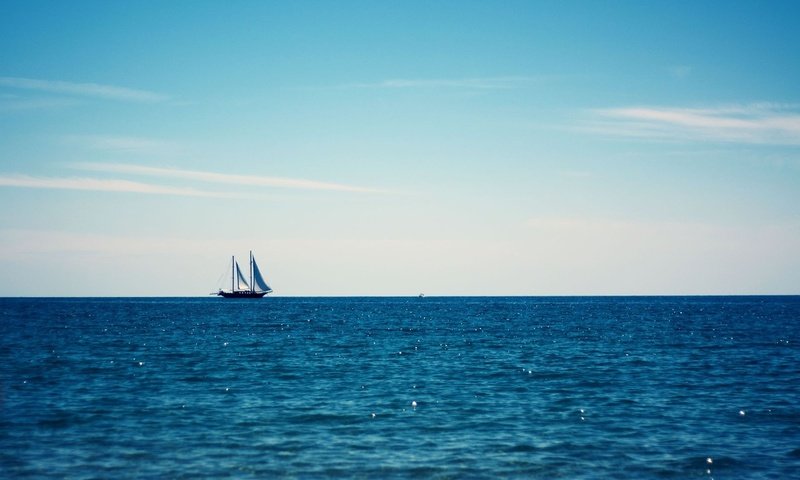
[1,1,799,296]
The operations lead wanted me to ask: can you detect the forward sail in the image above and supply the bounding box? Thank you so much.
[235,261,250,291]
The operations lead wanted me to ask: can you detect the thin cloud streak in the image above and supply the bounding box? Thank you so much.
[589,103,800,145]
[73,162,388,194]
[0,229,232,257]
[344,75,549,90]
[0,77,168,102]
[0,174,233,198]
[63,135,182,155]
[667,65,692,79]
[0,96,81,111]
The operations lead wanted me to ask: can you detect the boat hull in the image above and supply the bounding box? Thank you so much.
[217,290,268,298]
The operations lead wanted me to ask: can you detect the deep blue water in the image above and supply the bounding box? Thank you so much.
[1,296,799,479]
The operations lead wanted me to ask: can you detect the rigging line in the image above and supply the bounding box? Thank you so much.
[213,259,229,290]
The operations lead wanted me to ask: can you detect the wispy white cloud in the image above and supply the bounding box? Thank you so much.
[62,135,182,155]
[587,103,800,145]
[0,163,387,198]
[0,174,233,197]
[667,65,692,79]
[0,76,168,102]
[559,170,593,178]
[72,162,388,194]
[0,95,81,111]
[0,229,231,258]
[344,75,547,90]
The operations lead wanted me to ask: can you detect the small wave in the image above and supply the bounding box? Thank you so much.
[285,412,361,426]
[505,443,539,453]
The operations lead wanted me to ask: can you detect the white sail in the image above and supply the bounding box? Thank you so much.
[252,256,272,293]
[235,261,250,291]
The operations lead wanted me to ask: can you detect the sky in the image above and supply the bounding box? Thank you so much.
[1,0,799,296]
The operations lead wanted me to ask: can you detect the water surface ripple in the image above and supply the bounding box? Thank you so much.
[1,296,799,478]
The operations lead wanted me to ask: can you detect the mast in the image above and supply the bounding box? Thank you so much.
[250,251,254,292]
[231,256,235,292]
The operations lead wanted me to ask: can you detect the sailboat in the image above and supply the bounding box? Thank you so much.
[216,251,273,298]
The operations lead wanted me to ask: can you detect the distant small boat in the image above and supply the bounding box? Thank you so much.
[216,251,272,298]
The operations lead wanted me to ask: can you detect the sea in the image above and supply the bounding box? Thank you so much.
[1,296,799,479]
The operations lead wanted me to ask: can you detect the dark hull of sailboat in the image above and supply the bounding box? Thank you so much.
[217,291,268,298]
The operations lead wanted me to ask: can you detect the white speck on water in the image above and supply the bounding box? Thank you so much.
[706,457,713,464]
[411,401,417,408]
[739,410,746,416]
[224,342,229,346]
[371,413,376,418]
[138,361,144,366]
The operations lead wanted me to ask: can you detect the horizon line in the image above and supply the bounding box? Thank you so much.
[1,294,797,298]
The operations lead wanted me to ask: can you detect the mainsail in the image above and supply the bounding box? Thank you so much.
[252,255,272,293]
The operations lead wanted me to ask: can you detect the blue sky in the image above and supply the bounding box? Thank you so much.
[1,1,799,296]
